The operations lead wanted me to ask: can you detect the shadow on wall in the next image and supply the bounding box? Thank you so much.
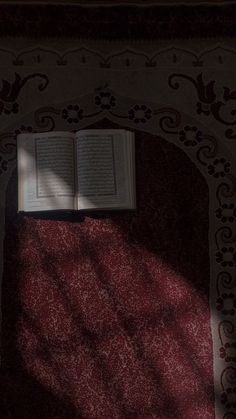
[0,120,216,419]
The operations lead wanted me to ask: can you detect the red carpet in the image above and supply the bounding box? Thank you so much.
[1,129,214,418]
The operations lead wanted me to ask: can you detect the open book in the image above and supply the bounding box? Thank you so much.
[17,129,136,212]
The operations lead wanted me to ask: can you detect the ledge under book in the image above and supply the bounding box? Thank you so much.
[17,129,136,212]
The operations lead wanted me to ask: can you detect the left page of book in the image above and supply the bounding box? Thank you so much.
[17,131,77,212]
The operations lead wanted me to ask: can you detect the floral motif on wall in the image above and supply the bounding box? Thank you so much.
[178,125,203,146]
[0,72,48,117]
[94,91,116,110]
[217,293,236,316]
[128,104,152,124]
[220,342,236,363]
[208,158,231,178]
[216,247,236,268]
[169,72,236,140]
[221,387,236,409]
[219,320,236,366]
[216,204,236,223]
[61,104,84,123]
[0,73,49,173]
[221,367,236,415]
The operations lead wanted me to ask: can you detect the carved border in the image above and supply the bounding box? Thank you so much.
[0,4,236,39]
[2,44,236,69]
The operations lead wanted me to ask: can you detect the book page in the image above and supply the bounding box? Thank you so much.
[18,132,76,211]
[75,129,135,210]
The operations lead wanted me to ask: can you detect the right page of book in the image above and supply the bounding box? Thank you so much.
[75,129,135,210]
